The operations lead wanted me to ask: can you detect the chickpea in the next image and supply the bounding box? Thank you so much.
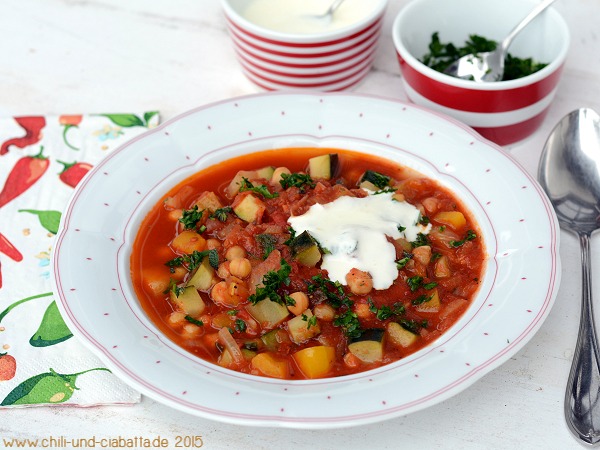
[343,352,360,368]
[271,167,291,185]
[229,257,251,278]
[168,311,186,325]
[314,303,335,321]
[225,245,246,261]
[183,323,201,336]
[217,261,231,279]
[345,268,373,296]
[206,238,221,250]
[211,281,229,305]
[287,291,309,316]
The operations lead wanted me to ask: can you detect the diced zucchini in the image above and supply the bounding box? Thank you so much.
[293,346,335,379]
[186,257,215,291]
[246,300,289,329]
[387,322,418,348]
[308,154,339,180]
[287,309,320,344]
[170,286,206,317]
[226,167,275,197]
[232,193,266,223]
[255,166,275,180]
[290,231,322,267]
[348,328,384,363]
[260,329,289,351]
[193,191,223,214]
[359,170,391,191]
[218,348,256,368]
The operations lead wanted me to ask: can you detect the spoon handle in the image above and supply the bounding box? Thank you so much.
[500,0,557,52]
[565,232,600,445]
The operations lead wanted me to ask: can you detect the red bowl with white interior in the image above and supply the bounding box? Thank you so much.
[392,0,569,145]
[221,0,388,91]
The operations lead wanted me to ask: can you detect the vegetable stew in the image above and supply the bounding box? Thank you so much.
[131,148,486,379]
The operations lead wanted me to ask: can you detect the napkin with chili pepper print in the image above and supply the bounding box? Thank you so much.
[0,112,159,407]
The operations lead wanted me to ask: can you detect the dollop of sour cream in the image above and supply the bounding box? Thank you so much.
[241,0,377,34]
[288,192,431,290]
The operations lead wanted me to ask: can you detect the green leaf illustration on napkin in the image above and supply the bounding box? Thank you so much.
[1,367,111,405]
[18,209,61,234]
[29,301,73,347]
[100,111,158,128]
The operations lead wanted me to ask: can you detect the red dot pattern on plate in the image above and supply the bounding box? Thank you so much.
[156,361,160,364]
[70,288,76,291]
[485,169,491,173]
[466,363,471,366]
[112,345,117,349]
[281,111,285,116]
[103,203,109,206]
[527,309,532,313]
[182,391,187,395]
[484,332,489,336]
[235,392,240,396]
[103,313,109,316]
[103,172,108,176]
[429,132,434,136]
[359,113,363,118]
[207,125,212,130]
[414,374,419,378]
[386,134,390,138]
[144,157,149,162]
[280,408,284,412]
[470,141,475,145]
[382,401,387,405]
[86,257,92,261]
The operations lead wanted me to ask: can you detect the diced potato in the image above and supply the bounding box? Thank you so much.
[434,211,467,230]
[251,352,289,379]
[434,255,451,278]
[170,286,206,317]
[416,288,441,312]
[171,230,206,254]
[387,322,418,348]
[287,309,321,344]
[142,267,171,296]
[193,191,223,214]
[293,346,335,379]
[232,193,266,223]
[246,300,289,329]
[186,257,215,291]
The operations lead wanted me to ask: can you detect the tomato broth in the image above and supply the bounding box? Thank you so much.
[131,148,486,380]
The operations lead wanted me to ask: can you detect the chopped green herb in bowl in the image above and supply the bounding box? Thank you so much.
[421,32,548,81]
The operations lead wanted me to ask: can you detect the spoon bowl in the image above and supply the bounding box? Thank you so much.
[444,0,558,82]
[538,108,600,445]
[305,0,347,25]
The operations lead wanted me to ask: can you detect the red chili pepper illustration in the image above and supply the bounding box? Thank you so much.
[0,146,50,208]
[57,160,93,188]
[0,233,23,262]
[0,353,17,381]
[59,115,83,151]
[0,117,46,156]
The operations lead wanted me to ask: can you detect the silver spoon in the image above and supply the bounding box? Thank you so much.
[444,0,557,82]
[307,0,347,24]
[538,108,600,446]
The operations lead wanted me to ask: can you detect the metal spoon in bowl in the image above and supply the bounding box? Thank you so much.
[444,0,557,82]
[538,108,600,445]
[306,0,347,24]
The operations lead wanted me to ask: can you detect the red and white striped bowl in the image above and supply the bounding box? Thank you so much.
[392,0,569,145]
[221,0,388,92]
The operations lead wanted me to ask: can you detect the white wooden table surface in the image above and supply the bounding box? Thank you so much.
[1,0,599,448]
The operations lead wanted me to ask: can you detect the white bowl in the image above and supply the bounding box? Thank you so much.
[52,92,560,428]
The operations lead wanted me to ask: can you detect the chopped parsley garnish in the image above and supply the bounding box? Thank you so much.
[421,32,547,81]
[239,177,279,199]
[226,309,239,316]
[423,281,438,290]
[431,252,442,262]
[248,259,292,305]
[396,254,412,269]
[279,172,316,191]
[285,295,296,306]
[284,226,297,246]
[362,170,390,189]
[234,319,247,333]
[419,215,430,225]
[406,276,424,292]
[165,249,219,272]
[184,315,204,326]
[449,230,477,248]
[397,225,406,232]
[210,206,232,222]
[302,314,318,329]
[411,294,433,305]
[309,274,362,339]
[368,298,405,321]
[411,233,429,248]
[256,233,277,259]
[179,205,203,230]
[374,186,397,195]
[399,319,427,334]
[165,279,184,297]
